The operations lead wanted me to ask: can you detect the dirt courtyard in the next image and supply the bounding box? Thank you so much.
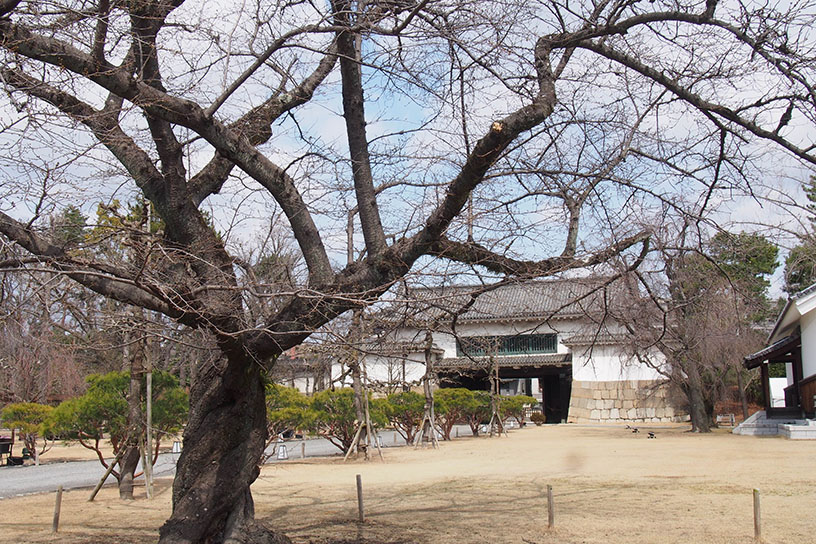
[1,424,814,543]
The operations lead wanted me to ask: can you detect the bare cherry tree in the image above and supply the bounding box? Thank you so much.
[617,224,778,431]
[0,237,87,404]
[1,1,815,542]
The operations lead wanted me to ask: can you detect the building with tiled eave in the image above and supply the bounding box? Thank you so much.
[360,278,684,424]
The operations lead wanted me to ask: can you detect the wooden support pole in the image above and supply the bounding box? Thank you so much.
[547,484,554,529]
[343,423,365,462]
[753,488,761,541]
[52,485,63,533]
[88,447,126,502]
[139,438,151,500]
[356,474,365,523]
[301,441,306,459]
[145,370,153,499]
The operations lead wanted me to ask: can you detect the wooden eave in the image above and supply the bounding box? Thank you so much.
[436,352,572,370]
[743,334,801,369]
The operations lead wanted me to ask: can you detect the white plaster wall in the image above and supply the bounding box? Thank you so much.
[355,327,430,388]
[276,376,313,394]
[770,377,788,407]
[363,353,426,385]
[293,377,312,394]
[571,344,664,382]
[430,330,457,357]
[800,308,816,379]
[330,361,348,387]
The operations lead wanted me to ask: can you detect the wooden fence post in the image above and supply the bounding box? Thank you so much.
[753,488,761,541]
[356,474,365,523]
[52,485,63,533]
[547,484,554,529]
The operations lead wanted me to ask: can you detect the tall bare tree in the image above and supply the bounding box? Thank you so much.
[1,1,815,541]
[618,226,778,432]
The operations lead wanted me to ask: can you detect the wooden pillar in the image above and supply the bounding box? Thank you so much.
[760,363,770,414]
[793,348,804,413]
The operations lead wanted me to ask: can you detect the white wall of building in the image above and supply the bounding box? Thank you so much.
[570,344,663,381]
[364,353,427,386]
[800,305,816,379]
[329,361,346,387]
[290,377,311,394]
[770,377,788,407]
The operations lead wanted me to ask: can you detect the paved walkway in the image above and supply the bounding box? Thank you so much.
[0,431,420,499]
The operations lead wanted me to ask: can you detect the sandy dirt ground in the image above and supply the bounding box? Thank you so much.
[1,424,815,543]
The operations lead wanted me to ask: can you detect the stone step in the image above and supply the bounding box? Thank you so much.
[733,410,814,438]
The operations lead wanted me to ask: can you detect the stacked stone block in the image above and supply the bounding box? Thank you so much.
[568,380,684,423]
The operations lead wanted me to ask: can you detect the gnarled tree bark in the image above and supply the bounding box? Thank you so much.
[160,342,288,544]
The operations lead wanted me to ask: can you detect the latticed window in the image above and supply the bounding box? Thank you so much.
[456,334,557,357]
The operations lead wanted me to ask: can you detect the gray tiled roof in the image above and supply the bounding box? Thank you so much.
[793,282,816,301]
[743,334,801,369]
[361,341,445,356]
[562,332,631,346]
[437,352,572,369]
[398,277,625,324]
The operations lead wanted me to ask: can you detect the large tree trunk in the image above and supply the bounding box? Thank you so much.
[118,445,142,500]
[159,345,290,544]
[684,361,711,433]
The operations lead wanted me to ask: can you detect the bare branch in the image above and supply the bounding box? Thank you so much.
[190,46,338,206]
[427,231,650,278]
[204,24,328,118]
[334,0,387,255]
[0,211,183,320]
[0,18,334,283]
[0,0,21,17]
[579,39,816,166]
[405,36,558,260]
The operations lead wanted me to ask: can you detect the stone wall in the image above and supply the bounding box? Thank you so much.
[568,379,685,423]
